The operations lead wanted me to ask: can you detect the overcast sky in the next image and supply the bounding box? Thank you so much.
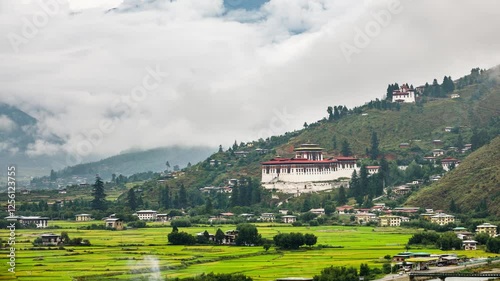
[1,0,500,161]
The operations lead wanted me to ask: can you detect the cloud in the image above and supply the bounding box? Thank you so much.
[0,115,16,131]
[1,0,500,161]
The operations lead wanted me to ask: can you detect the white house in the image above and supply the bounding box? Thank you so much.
[309,208,325,215]
[75,214,92,221]
[136,210,158,221]
[463,240,478,250]
[282,215,297,224]
[432,149,445,157]
[260,213,275,222]
[441,158,460,171]
[7,216,49,228]
[392,84,416,103]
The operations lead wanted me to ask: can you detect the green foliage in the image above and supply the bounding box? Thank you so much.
[172,272,253,281]
[407,136,500,217]
[168,231,196,245]
[436,232,462,250]
[274,232,305,250]
[127,221,147,228]
[313,266,359,281]
[235,223,261,246]
[171,219,192,228]
[304,233,318,247]
[408,231,440,245]
[486,236,500,253]
[91,176,107,211]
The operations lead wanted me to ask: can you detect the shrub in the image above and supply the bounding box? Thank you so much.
[171,219,192,228]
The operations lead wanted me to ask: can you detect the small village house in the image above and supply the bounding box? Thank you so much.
[282,215,297,224]
[432,149,445,157]
[7,216,49,228]
[156,214,169,223]
[105,218,124,230]
[476,223,497,236]
[379,215,402,227]
[355,213,377,224]
[441,157,460,171]
[136,210,158,221]
[260,213,275,222]
[309,208,325,215]
[399,143,410,148]
[366,166,380,175]
[40,233,62,246]
[430,213,455,225]
[75,214,92,221]
[336,205,354,214]
[462,240,478,250]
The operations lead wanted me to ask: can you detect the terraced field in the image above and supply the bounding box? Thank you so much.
[0,222,493,281]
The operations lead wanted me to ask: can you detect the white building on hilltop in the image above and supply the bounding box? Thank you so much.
[392,84,416,103]
[261,144,358,194]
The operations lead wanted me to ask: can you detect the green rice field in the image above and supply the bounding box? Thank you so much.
[0,221,496,281]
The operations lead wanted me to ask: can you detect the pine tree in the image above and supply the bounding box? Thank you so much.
[127,188,137,211]
[341,139,352,156]
[337,186,347,205]
[370,131,379,160]
[179,184,187,208]
[91,176,107,210]
[159,187,171,209]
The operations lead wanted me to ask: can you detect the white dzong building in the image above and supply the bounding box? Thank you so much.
[392,84,416,103]
[261,144,358,194]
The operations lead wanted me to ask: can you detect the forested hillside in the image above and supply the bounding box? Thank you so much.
[406,136,500,217]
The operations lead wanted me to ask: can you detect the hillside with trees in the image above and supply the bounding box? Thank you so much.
[126,66,500,213]
[406,135,500,217]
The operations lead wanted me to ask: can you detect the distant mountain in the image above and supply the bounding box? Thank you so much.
[54,145,215,181]
[406,136,500,217]
[0,103,38,153]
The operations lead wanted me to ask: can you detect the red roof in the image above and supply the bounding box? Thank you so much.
[366,166,380,169]
[441,157,459,163]
[262,156,357,165]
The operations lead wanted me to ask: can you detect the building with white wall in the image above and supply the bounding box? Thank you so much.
[392,84,416,103]
[261,144,358,193]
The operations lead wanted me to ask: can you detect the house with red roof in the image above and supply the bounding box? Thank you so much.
[392,84,416,103]
[261,144,359,193]
[441,157,460,171]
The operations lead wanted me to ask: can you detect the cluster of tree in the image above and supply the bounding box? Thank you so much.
[349,165,384,206]
[273,232,317,249]
[327,105,349,121]
[366,99,401,111]
[313,264,379,281]
[455,68,487,90]
[402,220,456,232]
[167,227,196,245]
[231,178,262,207]
[486,236,500,253]
[157,184,188,210]
[407,231,462,250]
[420,76,455,98]
[235,223,262,246]
[385,83,401,101]
[170,272,253,281]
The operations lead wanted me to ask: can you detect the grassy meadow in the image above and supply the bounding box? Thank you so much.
[0,221,495,281]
